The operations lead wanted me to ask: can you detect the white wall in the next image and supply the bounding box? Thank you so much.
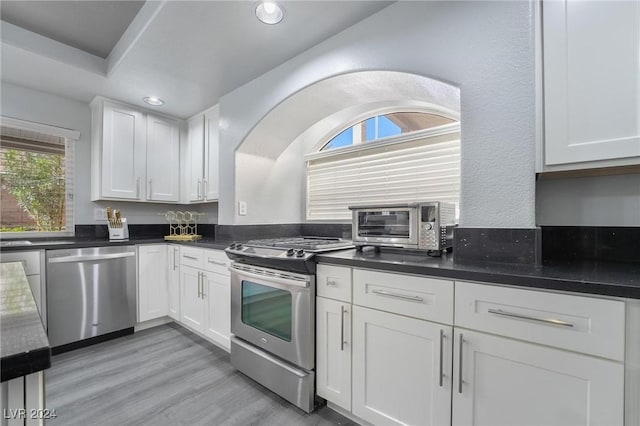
[537,174,640,226]
[0,82,206,226]
[219,1,537,227]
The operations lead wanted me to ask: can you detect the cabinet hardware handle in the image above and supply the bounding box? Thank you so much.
[203,179,208,201]
[439,329,445,387]
[183,255,198,260]
[371,289,423,302]
[197,180,202,200]
[458,333,464,394]
[198,272,202,298]
[340,305,347,351]
[326,279,338,287]
[136,177,140,198]
[208,259,227,266]
[201,273,206,298]
[148,179,152,200]
[487,309,574,328]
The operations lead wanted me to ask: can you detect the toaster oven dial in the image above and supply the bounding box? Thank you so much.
[425,223,433,231]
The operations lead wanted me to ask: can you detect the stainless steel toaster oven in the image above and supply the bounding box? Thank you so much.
[349,201,456,254]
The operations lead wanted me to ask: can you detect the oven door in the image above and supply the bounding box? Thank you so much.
[230,264,315,370]
[352,206,419,247]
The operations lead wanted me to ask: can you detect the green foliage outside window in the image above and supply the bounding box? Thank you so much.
[1,149,66,232]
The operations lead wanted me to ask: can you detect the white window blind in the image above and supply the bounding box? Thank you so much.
[306,125,460,221]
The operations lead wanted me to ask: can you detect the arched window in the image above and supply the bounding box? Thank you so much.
[322,112,457,151]
[306,111,460,221]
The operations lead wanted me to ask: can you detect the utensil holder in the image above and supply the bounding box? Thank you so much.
[108,218,129,240]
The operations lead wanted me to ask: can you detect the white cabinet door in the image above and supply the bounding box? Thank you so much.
[146,114,180,202]
[204,271,230,350]
[180,265,205,332]
[186,115,205,202]
[138,245,169,322]
[101,101,146,199]
[543,0,640,166]
[452,329,624,426]
[316,297,351,411]
[167,245,180,320]
[204,106,219,201]
[352,306,452,426]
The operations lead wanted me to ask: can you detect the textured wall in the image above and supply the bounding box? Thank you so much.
[219,1,537,227]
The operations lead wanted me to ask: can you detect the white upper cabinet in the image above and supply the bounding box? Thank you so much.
[183,105,219,203]
[186,115,205,202]
[92,100,146,200]
[543,0,640,167]
[91,97,181,202]
[146,114,180,202]
[204,106,220,201]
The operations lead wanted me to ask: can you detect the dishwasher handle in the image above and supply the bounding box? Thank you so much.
[48,252,136,263]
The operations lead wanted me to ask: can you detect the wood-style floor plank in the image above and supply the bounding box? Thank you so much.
[46,323,357,426]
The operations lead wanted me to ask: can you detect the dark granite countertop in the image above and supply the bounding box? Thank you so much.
[0,237,233,252]
[316,248,640,299]
[2,237,638,299]
[1,262,51,382]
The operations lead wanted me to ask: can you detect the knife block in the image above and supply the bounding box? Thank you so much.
[108,218,129,240]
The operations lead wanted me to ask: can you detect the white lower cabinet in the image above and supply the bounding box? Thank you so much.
[180,265,206,331]
[352,305,452,426]
[204,270,231,350]
[167,245,180,320]
[316,297,352,411]
[138,245,168,322]
[177,248,231,351]
[452,329,624,426]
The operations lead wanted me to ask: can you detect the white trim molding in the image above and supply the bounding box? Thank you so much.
[1,116,81,141]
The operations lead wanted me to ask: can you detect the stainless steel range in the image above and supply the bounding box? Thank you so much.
[225,237,353,413]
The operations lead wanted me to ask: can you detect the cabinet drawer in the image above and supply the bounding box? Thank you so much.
[180,247,204,269]
[1,250,42,275]
[317,264,352,302]
[204,249,230,275]
[454,281,625,361]
[353,269,453,324]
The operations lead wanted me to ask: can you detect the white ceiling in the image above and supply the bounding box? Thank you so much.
[0,1,394,118]
[0,1,145,58]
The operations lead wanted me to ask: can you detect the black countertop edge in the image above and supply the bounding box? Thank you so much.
[316,250,640,299]
[0,238,234,252]
[1,347,51,382]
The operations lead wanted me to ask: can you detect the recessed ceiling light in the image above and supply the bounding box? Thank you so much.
[255,1,284,25]
[143,96,164,106]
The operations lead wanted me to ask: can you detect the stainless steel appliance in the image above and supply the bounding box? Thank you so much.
[46,246,136,349]
[226,237,353,413]
[349,201,456,254]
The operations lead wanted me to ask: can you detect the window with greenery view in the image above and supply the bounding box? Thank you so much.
[1,125,73,235]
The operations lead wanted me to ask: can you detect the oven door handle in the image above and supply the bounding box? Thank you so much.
[229,265,310,289]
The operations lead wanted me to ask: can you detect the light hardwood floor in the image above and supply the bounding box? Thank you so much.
[46,323,357,426]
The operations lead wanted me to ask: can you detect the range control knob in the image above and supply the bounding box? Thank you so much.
[235,243,243,250]
[286,248,295,257]
[229,243,237,250]
[295,249,305,258]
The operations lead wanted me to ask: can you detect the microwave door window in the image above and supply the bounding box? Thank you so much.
[358,211,410,238]
[241,281,292,342]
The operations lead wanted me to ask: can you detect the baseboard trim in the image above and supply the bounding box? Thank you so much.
[134,316,174,332]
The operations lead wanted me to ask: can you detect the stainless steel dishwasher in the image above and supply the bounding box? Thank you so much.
[46,245,136,349]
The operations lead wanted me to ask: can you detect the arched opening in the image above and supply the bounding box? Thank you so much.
[234,70,460,224]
